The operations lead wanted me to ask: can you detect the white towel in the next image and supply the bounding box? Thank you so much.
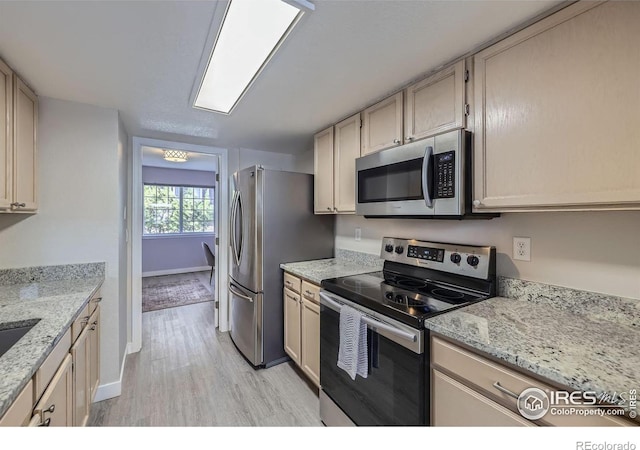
[337,304,368,380]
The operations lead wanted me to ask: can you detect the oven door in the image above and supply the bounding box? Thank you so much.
[319,291,426,426]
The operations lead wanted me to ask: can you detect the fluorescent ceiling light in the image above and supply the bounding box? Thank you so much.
[194,0,303,114]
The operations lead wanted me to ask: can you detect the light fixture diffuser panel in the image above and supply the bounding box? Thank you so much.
[195,0,301,114]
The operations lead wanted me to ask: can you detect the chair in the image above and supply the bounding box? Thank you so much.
[202,242,215,284]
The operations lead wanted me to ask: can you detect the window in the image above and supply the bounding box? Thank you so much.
[144,184,214,235]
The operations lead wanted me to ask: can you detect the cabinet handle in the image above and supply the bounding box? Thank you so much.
[492,382,519,399]
[472,200,482,207]
[393,139,401,144]
[305,290,314,297]
[92,297,102,303]
[10,202,26,208]
[81,316,90,325]
[90,325,97,331]
[42,404,55,414]
[406,136,414,142]
[326,207,331,211]
[92,320,98,326]
[39,418,51,427]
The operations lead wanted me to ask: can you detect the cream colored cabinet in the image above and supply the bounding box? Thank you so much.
[404,60,466,143]
[33,354,73,427]
[13,76,37,212]
[0,59,12,211]
[283,273,321,387]
[313,126,334,214]
[472,1,640,212]
[361,92,403,155]
[88,306,100,401]
[0,57,37,213]
[71,325,90,427]
[333,113,360,213]
[300,286,320,387]
[283,287,302,365]
[433,369,534,427]
[314,114,360,215]
[431,335,635,427]
[0,380,33,427]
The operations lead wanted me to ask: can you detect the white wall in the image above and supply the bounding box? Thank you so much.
[0,97,125,391]
[336,211,640,299]
[229,147,297,173]
[293,148,314,174]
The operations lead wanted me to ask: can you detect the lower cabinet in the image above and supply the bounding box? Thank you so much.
[33,354,73,427]
[0,290,102,427]
[283,272,321,387]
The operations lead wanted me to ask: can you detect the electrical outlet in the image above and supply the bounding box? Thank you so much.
[355,227,361,241]
[513,237,531,261]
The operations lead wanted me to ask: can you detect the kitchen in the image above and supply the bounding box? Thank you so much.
[0,0,638,446]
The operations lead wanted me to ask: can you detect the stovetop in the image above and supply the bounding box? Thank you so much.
[321,270,488,328]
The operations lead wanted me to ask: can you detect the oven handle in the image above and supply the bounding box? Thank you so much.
[319,292,416,343]
[422,145,434,208]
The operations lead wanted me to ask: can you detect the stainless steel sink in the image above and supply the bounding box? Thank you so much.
[0,319,40,358]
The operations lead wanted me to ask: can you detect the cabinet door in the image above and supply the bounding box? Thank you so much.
[34,354,73,427]
[0,380,33,427]
[71,325,90,426]
[13,76,37,212]
[333,113,360,213]
[89,306,100,401]
[0,60,12,211]
[283,288,301,365]
[313,126,334,214]
[361,92,403,155]
[432,369,534,427]
[404,60,465,142]
[473,1,640,211]
[301,297,320,387]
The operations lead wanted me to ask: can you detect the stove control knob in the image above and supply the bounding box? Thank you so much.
[384,244,394,253]
[467,255,480,267]
[385,291,393,300]
[450,253,462,264]
[394,245,404,254]
[395,295,404,302]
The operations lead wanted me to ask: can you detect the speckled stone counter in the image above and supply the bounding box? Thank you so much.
[280,249,383,285]
[424,277,640,412]
[0,263,105,419]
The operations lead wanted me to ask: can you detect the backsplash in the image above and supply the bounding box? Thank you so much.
[498,276,639,330]
[0,262,105,285]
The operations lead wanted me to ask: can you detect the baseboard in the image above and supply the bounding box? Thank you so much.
[93,342,129,403]
[142,266,210,277]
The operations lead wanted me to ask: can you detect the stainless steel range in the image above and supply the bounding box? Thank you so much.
[319,237,496,426]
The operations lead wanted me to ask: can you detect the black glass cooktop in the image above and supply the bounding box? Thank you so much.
[321,271,486,328]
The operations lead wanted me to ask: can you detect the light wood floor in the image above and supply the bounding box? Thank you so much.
[88,301,322,426]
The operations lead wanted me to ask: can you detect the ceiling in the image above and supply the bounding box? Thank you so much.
[142,146,218,171]
[0,0,561,154]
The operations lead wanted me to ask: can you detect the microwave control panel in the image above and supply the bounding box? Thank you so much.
[435,151,455,198]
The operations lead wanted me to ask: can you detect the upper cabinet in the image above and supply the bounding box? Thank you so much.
[404,60,466,143]
[0,56,38,214]
[313,126,334,214]
[314,113,361,215]
[361,92,403,155]
[472,1,640,211]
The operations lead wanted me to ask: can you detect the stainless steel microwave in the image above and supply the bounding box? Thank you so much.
[355,129,497,219]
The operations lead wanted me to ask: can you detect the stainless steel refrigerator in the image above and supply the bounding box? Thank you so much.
[229,165,334,367]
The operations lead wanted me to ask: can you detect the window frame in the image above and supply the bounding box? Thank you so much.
[143,183,215,237]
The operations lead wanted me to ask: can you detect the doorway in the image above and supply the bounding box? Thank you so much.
[130,137,229,354]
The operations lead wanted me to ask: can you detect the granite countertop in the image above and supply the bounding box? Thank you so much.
[424,278,640,413]
[0,263,104,419]
[280,249,384,285]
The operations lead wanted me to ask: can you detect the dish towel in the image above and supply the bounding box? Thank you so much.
[337,304,368,380]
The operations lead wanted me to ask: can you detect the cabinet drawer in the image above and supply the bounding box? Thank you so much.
[283,272,301,294]
[34,328,71,400]
[0,379,33,426]
[432,336,633,427]
[301,281,320,305]
[432,369,534,427]
[71,304,90,343]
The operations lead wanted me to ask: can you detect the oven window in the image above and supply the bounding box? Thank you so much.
[358,158,423,203]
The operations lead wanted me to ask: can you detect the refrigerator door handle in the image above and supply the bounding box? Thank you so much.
[230,191,240,266]
[229,281,254,303]
[236,191,244,265]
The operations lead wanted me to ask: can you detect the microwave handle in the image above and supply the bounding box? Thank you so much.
[422,145,434,208]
